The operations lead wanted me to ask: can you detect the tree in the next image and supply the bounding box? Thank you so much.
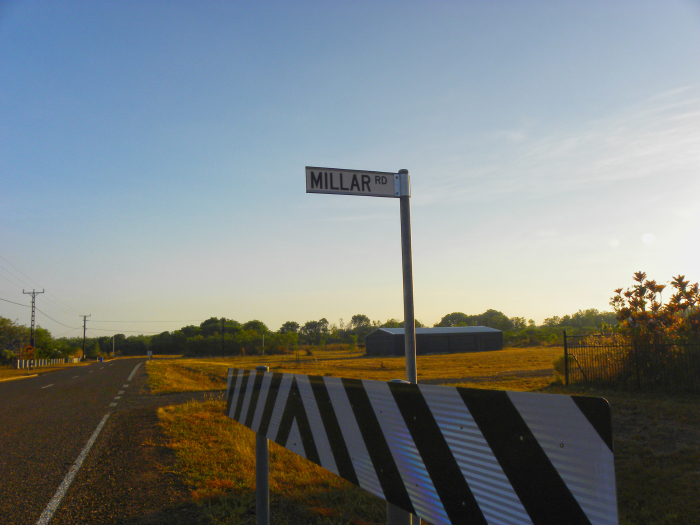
[279,321,300,334]
[242,320,269,335]
[349,314,371,330]
[200,317,222,337]
[85,340,100,359]
[300,318,329,345]
[0,317,28,357]
[511,317,528,330]
[435,312,470,327]
[435,310,513,331]
[610,271,700,342]
[179,325,200,339]
[480,309,514,331]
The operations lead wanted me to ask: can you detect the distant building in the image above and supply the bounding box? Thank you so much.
[365,326,503,357]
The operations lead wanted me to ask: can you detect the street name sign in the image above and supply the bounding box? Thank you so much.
[306,166,402,197]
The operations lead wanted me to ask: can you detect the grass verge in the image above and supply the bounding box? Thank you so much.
[147,360,228,394]
[158,399,384,524]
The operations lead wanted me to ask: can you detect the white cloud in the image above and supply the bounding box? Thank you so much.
[417,86,700,206]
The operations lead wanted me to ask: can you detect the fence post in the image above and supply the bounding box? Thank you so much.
[563,331,569,387]
[255,365,270,525]
[634,341,640,389]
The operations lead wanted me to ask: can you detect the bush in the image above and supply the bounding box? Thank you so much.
[1,348,17,365]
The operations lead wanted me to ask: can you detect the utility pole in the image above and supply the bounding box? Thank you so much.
[80,314,91,361]
[23,289,44,348]
[221,317,225,357]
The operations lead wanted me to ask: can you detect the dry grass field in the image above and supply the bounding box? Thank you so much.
[147,347,700,525]
[147,346,561,394]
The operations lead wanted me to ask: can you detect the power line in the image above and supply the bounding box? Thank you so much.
[0,255,43,289]
[0,254,81,317]
[35,307,80,329]
[87,327,166,334]
[89,319,205,323]
[55,327,81,337]
[0,272,26,289]
[0,296,30,307]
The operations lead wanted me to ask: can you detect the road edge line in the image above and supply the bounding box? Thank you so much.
[127,361,143,382]
[35,412,111,525]
[0,374,38,382]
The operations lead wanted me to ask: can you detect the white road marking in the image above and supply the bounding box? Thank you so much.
[110,402,117,407]
[118,391,125,395]
[72,376,79,379]
[127,362,142,382]
[123,384,129,388]
[41,384,53,389]
[114,396,121,400]
[100,367,104,370]
[35,413,110,525]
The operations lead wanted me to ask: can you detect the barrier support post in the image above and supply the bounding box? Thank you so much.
[255,365,270,525]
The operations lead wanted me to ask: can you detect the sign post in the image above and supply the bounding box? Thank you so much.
[306,166,416,524]
[255,365,270,525]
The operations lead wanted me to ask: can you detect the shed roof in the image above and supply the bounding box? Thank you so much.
[371,326,502,336]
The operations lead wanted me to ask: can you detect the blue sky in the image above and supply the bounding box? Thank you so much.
[2,1,699,337]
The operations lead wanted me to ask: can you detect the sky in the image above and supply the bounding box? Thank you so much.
[2,0,700,338]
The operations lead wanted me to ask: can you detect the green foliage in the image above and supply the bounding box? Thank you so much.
[611,271,700,343]
[84,340,100,358]
[299,319,329,345]
[242,320,269,335]
[0,348,16,365]
[435,309,514,331]
[0,317,28,356]
[150,331,187,355]
[279,321,300,334]
[543,308,617,332]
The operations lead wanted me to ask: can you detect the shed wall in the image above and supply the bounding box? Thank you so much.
[366,329,504,357]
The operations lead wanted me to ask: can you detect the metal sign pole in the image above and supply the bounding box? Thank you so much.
[387,169,416,525]
[398,169,417,385]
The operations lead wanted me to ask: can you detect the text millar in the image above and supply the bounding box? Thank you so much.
[305,166,398,197]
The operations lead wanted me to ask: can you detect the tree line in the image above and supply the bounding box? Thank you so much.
[3,271,696,362]
[1,308,618,362]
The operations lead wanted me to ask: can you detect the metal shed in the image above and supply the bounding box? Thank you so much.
[365,326,503,357]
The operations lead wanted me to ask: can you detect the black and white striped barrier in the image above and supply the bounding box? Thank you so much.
[226,368,617,525]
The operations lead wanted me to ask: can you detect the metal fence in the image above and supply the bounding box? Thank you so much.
[563,332,700,392]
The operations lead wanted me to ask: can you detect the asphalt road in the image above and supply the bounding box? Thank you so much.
[0,358,148,525]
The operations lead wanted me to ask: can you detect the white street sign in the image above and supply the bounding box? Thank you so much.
[306,166,401,197]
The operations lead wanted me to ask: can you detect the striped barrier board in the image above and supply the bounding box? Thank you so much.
[225,368,617,525]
